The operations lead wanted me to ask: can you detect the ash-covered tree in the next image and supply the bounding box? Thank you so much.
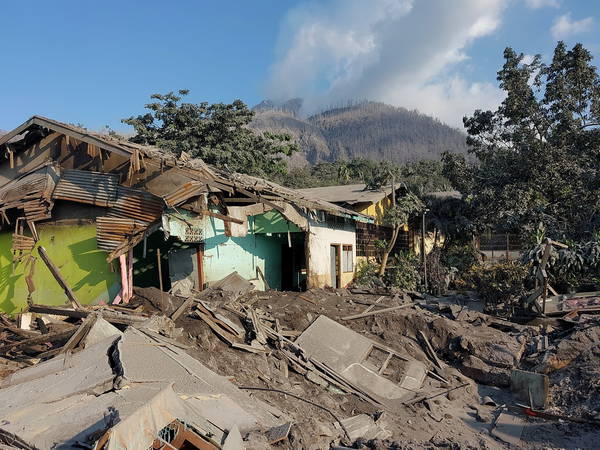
[443,42,600,241]
[123,90,298,178]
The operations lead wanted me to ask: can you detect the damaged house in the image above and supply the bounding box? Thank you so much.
[298,183,412,264]
[0,116,371,313]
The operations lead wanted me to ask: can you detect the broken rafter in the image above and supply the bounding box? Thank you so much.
[200,209,244,225]
[0,327,76,354]
[341,304,412,320]
[233,186,286,214]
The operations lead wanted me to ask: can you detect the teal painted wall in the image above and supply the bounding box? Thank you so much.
[202,215,285,290]
[163,209,305,291]
[0,223,121,314]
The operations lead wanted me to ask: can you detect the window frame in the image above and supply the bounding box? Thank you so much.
[342,244,354,273]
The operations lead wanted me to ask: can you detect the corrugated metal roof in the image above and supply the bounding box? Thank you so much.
[96,216,146,251]
[107,186,164,223]
[53,170,119,207]
[163,181,206,207]
[296,184,393,205]
[0,165,57,204]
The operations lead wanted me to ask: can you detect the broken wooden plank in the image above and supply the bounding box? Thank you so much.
[170,295,195,321]
[417,330,444,370]
[361,295,385,315]
[341,304,411,320]
[194,310,238,346]
[297,294,316,305]
[0,327,76,354]
[37,246,82,309]
[256,266,269,290]
[231,342,269,354]
[233,186,286,214]
[27,304,147,325]
[59,314,98,354]
[248,307,268,345]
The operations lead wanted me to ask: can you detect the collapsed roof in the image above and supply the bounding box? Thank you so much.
[0,116,372,260]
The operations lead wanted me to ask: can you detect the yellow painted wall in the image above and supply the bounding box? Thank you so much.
[355,196,393,225]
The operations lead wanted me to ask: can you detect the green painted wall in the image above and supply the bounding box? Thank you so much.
[253,210,301,234]
[0,223,120,314]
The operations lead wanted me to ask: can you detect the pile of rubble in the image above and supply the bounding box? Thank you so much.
[0,280,599,449]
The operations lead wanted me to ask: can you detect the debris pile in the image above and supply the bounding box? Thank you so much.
[1,283,600,448]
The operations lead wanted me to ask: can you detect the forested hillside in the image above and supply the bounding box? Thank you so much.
[251,100,468,166]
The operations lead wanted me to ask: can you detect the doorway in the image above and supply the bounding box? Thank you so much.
[330,244,341,288]
[281,232,306,291]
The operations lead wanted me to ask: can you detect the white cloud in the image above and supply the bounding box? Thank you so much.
[524,0,559,9]
[551,13,593,39]
[266,0,507,128]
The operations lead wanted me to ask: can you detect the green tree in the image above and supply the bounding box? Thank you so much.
[444,42,600,241]
[378,191,424,276]
[123,90,299,178]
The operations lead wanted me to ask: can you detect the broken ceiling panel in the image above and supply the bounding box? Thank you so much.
[52,169,119,207]
[295,315,426,410]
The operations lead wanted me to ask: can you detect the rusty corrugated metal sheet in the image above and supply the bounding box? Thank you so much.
[0,165,57,205]
[163,181,206,207]
[23,199,53,222]
[107,186,165,223]
[53,170,119,207]
[96,216,146,251]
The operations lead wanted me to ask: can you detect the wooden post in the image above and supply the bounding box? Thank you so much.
[506,233,510,261]
[37,246,82,309]
[126,249,133,302]
[157,248,164,291]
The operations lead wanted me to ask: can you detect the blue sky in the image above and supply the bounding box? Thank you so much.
[0,0,598,130]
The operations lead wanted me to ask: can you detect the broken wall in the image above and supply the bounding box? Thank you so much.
[0,222,120,313]
[307,216,356,289]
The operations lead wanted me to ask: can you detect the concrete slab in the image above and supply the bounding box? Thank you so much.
[118,328,281,430]
[184,393,260,432]
[222,424,245,450]
[492,412,526,446]
[83,317,122,348]
[0,334,118,395]
[0,382,226,450]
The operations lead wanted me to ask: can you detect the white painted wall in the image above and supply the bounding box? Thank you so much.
[307,215,357,288]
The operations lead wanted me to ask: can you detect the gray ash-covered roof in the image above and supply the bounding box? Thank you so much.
[297,183,394,205]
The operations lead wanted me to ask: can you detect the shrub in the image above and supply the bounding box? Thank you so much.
[458,261,529,315]
[522,238,600,293]
[442,242,480,274]
[354,260,383,288]
[384,252,421,291]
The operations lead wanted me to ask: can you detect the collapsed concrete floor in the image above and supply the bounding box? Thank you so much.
[1,286,600,449]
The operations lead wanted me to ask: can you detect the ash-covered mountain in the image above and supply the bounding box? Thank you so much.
[250,99,468,166]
